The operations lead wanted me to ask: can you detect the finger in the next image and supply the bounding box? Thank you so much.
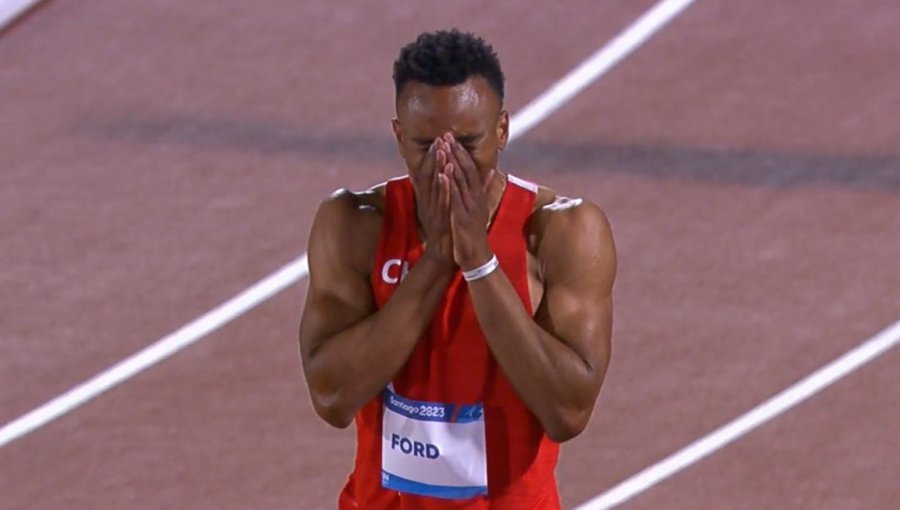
[448,165,467,214]
[436,142,447,170]
[440,138,458,170]
[438,172,450,213]
[419,140,438,185]
[445,136,478,189]
[439,137,469,194]
[450,160,477,212]
[431,158,442,206]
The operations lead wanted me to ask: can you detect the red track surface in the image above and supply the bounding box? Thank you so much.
[1,1,898,509]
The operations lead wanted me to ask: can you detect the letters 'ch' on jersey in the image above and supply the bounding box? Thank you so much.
[339,175,561,510]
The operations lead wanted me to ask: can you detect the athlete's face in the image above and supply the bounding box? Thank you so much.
[392,77,509,183]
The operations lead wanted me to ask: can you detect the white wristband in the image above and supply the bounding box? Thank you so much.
[462,255,499,282]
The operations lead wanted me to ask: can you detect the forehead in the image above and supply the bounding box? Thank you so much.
[396,77,499,136]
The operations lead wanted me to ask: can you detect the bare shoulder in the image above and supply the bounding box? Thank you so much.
[527,185,616,284]
[316,182,385,219]
[308,182,388,278]
[313,181,388,235]
[528,185,613,249]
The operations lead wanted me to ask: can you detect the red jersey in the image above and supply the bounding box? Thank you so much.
[338,175,560,510]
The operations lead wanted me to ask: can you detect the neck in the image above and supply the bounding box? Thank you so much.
[485,169,507,228]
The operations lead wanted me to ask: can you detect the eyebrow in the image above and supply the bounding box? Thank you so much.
[455,134,482,145]
[411,133,483,146]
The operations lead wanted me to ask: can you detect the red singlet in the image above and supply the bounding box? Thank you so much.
[338,175,560,510]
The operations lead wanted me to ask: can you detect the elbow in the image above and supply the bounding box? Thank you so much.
[543,407,591,443]
[314,401,354,429]
[302,355,356,429]
[311,393,355,429]
[545,422,586,443]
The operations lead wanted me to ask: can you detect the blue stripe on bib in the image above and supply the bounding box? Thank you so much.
[383,388,483,424]
[382,470,487,500]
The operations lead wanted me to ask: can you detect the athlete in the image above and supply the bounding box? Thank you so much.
[299,29,616,509]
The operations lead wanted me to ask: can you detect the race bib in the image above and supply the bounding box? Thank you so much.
[381,386,488,499]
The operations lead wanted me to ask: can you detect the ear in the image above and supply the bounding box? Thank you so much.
[496,110,510,151]
[391,118,404,150]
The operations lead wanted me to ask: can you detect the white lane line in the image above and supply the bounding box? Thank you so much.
[0,0,695,448]
[0,0,45,31]
[0,255,309,448]
[509,0,697,141]
[575,318,900,510]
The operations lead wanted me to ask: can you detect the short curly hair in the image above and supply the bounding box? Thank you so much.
[393,29,505,103]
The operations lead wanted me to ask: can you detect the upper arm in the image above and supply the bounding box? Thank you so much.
[299,190,379,365]
[534,201,617,388]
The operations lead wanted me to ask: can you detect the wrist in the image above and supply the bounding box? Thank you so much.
[457,245,494,272]
[421,245,457,272]
[461,254,499,282]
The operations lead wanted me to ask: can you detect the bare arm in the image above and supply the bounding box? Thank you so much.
[467,202,616,442]
[441,133,616,442]
[298,190,453,428]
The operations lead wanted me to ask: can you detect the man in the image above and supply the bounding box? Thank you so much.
[299,29,616,509]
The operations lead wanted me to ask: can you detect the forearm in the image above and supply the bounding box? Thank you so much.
[467,270,595,441]
[306,254,452,426]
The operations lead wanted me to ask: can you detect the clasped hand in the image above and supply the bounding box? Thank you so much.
[413,133,496,272]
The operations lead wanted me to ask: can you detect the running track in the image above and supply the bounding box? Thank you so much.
[1,1,899,508]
